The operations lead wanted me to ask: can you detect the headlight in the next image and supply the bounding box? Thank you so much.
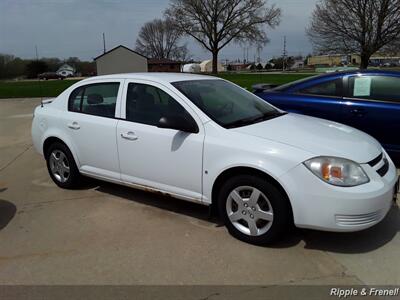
[303,157,369,187]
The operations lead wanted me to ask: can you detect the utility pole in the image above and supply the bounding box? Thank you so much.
[35,45,39,61]
[257,45,262,63]
[103,33,106,54]
[282,36,287,72]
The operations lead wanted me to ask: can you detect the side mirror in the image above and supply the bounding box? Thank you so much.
[158,114,199,133]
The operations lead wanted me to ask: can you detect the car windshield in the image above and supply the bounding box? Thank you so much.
[172,79,285,129]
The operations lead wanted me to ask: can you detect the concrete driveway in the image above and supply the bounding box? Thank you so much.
[0,98,399,285]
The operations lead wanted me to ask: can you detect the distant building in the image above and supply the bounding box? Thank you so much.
[94,45,148,75]
[308,53,400,67]
[148,58,181,72]
[57,64,75,77]
[199,59,224,72]
[307,54,361,67]
[289,59,305,70]
[182,63,201,73]
[227,63,252,71]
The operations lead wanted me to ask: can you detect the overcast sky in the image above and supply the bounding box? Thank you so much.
[0,0,318,61]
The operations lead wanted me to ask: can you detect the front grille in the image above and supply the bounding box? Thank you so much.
[368,153,383,167]
[335,210,383,226]
[367,152,389,177]
[377,159,389,177]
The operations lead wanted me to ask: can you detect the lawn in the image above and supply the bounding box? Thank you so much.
[0,80,80,99]
[0,73,315,99]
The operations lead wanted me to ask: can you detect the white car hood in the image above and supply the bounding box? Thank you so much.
[233,113,381,163]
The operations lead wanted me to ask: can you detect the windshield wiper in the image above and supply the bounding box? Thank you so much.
[225,111,287,129]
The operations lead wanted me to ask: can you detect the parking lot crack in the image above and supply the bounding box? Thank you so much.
[22,194,107,207]
[0,144,32,173]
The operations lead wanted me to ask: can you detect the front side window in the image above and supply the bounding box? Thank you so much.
[126,83,189,126]
[298,79,342,97]
[68,82,120,118]
[348,76,400,102]
[172,79,283,128]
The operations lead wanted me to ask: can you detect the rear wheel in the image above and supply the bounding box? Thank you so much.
[218,175,291,245]
[45,142,81,189]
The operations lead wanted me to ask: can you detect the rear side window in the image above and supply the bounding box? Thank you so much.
[126,83,188,126]
[298,79,342,97]
[349,76,400,102]
[68,82,120,118]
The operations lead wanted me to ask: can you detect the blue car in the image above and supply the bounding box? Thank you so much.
[254,70,400,164]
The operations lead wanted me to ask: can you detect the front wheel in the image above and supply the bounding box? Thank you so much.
[45,142,81,189]
[218,175,291,245]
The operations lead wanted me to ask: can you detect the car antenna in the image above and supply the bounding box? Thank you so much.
[35,45,44,107]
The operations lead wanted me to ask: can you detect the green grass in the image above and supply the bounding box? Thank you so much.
[0,80,81,99]
[0,73,315,98]
[217,73,314,90]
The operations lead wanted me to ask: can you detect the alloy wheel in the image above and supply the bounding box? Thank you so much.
[49,150,70,183]
[226,186,274,236]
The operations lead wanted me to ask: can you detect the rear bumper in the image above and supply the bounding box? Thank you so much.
[279,156,398,232]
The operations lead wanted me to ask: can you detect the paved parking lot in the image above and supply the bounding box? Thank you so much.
[0,98,399,285]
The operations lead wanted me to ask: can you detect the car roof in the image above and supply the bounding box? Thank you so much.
[311,69,400,79]
[80,72,219,84]
[273,69,400,92]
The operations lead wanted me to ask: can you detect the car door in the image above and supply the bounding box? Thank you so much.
[116,80,204,201]
[65,80,123,180]
[342,74,400,156]
[286,76,348,123]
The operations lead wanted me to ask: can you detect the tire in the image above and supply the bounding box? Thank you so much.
[217,174,291,245]
[45,142,81,189]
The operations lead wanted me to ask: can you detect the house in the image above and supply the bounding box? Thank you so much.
[289,59,305,70]
[199,59,224,73]
[227,63,252,71]
[182,63,201,73]
[94,45,148,75]
[56,64,75,77]
[148,58,181,72]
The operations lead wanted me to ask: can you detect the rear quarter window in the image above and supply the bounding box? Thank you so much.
[297,78,343,97]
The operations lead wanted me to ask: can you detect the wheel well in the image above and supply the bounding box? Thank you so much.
[43,137,67,158]
[211,167,293,220]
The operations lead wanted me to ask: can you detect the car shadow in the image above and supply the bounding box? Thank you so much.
[93,180,221,226]
[90,179,399,253]
[0,199,17,231]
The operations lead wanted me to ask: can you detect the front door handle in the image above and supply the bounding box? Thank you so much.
[121,131,138,141]
[67,122,80,130]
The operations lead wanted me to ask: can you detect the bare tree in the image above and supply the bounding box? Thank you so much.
[307,0,400,69]
[382,39,400,55]
[135,18,189,61]
[165,0,281,73]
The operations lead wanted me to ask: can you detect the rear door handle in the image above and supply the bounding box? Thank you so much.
[350,108,366,117]
[121,131,138,141]
[67,122,80,130]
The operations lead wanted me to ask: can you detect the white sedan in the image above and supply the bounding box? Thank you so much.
[31,73,399,244]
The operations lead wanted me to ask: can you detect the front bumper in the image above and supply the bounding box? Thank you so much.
[279,155,398,232]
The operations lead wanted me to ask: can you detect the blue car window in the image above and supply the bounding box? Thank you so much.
[349,76,400,103]
[297,79,342,97]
